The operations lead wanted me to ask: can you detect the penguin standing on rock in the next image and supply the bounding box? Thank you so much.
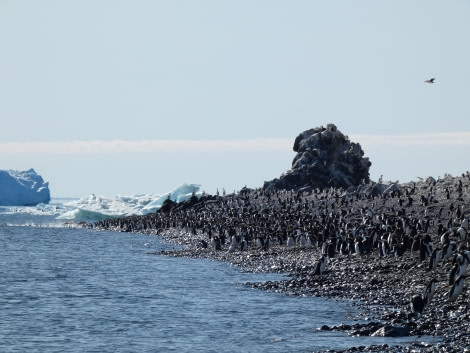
[228,241,237,253]
[423,278,438,307]
[287,233,295,247]
[381,239,390,256]
[313,254,328,276]
[447,275,466,302]
[409,293,425,313]
[240,236,248,251]
[327,241,336,258]
[428,248,441,272]
[264,236,272,252]
[354,237,364,256]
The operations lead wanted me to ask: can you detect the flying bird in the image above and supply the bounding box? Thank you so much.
[425,78,435,84]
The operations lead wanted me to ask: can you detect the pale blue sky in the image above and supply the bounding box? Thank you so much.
[1,1,469,197]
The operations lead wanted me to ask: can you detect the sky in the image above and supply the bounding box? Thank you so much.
[1,1,469,197]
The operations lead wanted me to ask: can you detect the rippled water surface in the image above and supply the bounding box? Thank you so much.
[1,224,432,352]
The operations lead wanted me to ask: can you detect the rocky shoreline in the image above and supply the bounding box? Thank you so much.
[89,174,470,353]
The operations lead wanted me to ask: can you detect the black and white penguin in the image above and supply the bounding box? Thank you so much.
[298,231,307,247]
[442,242,456,261]
[393,243,405,258]
[327,241,336,258]
[210,236,221,251]
[286,234,295,247]
[307,234,315,247]
[440,231,450,245]
[423,278,438,307]
[240,236,248,251]
[448,263,465,286]
[199,239,208,249]
[255,236,264,249]
[228,241,237,253]
[419,237,432,262]
[409,293,425,313]
[447,275,466,302]
[264,236,272,252]
[231,235,239,248]
[339,239,349,255]
[428,248,441,272]
[381,240,390,256]
[462,217,469,231]
[456,226,467,242]
[314,254,328,276]
[354,237,364,256]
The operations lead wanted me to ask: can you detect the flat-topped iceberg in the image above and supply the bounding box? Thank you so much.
[0,169,51,206]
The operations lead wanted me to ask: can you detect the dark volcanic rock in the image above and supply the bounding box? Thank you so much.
[263,123,371,191]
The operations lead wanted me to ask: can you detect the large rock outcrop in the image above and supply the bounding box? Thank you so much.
[263,124,371,191]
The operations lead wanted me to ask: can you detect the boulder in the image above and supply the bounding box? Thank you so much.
[264,124,371,191]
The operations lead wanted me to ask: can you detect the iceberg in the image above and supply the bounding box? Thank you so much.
[0,169,51,206]
[57,183,202,222]
[141,183,201,214]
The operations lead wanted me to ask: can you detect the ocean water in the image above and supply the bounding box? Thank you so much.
[0,201,433,352]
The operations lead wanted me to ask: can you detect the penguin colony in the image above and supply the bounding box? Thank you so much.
[91,172,470,352]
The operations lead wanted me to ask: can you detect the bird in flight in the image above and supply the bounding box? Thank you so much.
[425,78,435,84]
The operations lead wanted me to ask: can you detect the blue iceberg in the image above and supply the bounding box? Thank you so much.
[0,169,51,206]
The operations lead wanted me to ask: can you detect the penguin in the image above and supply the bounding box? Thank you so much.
[307,234,315,247]
[255,236,264,249]
[411,236,420,252]
[231,235,239,248]
[339,239,349,255]
[423,278,438,307]
[428,248,441,272]
[447,275,466,302]
[393,243,405,258]
[313,254,328,276]
[448,263,465,286]
[240,236,248,251]
[409,293,425,313]
[228,241,237,253]
[210,236,221,251]
[286,234,295,247]
[440,231,450,245]
[381,240,390,256]
[327,241,336,258]
[299,235,307,247]
[457,227,467,242]
[462,217,469,231]
[354,237,364,256]
[442,242,455,261]
[264,236,272,252]
[419,238,432,262]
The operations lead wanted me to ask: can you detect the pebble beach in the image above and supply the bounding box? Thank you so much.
[91,174,470,352]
